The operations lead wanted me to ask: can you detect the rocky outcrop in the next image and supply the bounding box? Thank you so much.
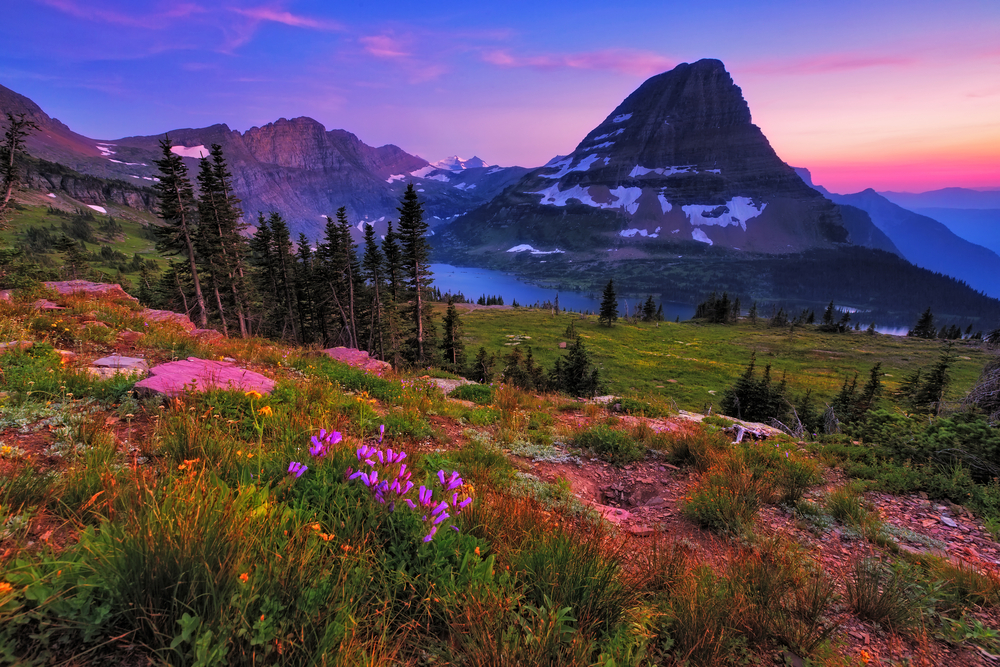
[44,281,138,301]
[135,358,276,397]
[321,347,392,374]
[442,59,849,257]
[25,159,157,212]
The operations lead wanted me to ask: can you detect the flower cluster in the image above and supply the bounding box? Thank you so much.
[309,429,343,457]
[288,461,308,478]
[346,435,473,542]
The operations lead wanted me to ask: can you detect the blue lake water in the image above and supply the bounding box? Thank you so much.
[429,264,697,321]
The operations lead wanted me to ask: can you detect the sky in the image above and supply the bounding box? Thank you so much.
[2,0,999,193]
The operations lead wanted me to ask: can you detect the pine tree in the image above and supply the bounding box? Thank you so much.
[599,279,618,327]
[152,136,208,327]
[267,212,300,342]
[396,184,435,364]
[642,295,656,322]
[550,336,602,397]
[1,112,40,213]
[440,296,465,372]
[909,308,936,339]
[469,346,495,383]
[361,222,387,358]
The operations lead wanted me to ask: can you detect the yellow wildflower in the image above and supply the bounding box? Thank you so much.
[244,390,263,400]
[257,406,273,417]
[0,582,12,596]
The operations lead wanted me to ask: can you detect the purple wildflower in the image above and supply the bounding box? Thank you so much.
[287,461,308,478]
[379,424,385,443]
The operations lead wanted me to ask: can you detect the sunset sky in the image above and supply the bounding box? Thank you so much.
[3,0,999,193]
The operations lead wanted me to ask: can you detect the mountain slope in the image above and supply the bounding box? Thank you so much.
[819,188,1000,298]
[440,59,854,258]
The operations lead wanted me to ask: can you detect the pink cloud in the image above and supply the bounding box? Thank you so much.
[37,0,204,28]
[360,35,411,59]
[230,7,344,32]
[483,48,675,77]
[743,53,918,75]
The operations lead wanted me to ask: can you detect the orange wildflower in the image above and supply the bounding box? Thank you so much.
[239,572,249,583]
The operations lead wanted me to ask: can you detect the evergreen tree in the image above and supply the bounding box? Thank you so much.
[599,279,618,327]
[642,295,656,322]
[549,336,602,397]
[909,308,936,339]
[361,222,387,358]
[396,184,435,364]
[152,136,208,327]
[911,343,956,414]
[469,346,496,384]
[382,220,403,304]
[1,112,39,213]
[822,301,835,328]
[748,301,758,324]
[54,235,88,279]
[720,352,789,423]
[267,212,300,342]
[440,296,465,372]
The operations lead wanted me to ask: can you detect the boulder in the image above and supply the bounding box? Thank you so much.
[43,281,137,302]
[135,357,276,397]
[139,308,196,332]
[92,354,148,371]
[191,328,223,340]
[321,347,392,374]
[33,299,64,310]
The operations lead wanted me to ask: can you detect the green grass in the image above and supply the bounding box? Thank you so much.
[456,307,989,412]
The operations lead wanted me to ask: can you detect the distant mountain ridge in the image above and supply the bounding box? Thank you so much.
[796,168,1000,298]
[0,83,527,241]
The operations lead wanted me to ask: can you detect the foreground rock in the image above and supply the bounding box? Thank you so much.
[139,308,196,332]
[88,354,149,380]
[321,347,391,374]
[135,357,275,397]
[44,281,137,302]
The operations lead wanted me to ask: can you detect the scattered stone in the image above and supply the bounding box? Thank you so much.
[135,357,276,397]
[116,331,144,346]
[626,525,656,537]
[667,379,678,383]
[92,355,148,371]
[33,299,65,310]
[55,350,76,362]
[321,347,392,374]
[139,309,195,332]
[939,516,959,528]
[645,497,665,507]
[0,341,32,354]
[429,378,475,394]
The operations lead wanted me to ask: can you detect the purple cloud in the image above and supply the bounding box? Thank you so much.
[482,48,676,77]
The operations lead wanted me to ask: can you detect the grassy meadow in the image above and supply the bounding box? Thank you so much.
[0,256,999,664]
[454,305,990,411]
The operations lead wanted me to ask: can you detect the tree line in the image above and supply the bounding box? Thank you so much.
[146,138,437,367]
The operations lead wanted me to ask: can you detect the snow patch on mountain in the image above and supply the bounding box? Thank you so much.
[431,156,490,171]
[87,205,107,214]
[454,183,477,191]
[657,193,672,214]
[592,129,625,141]
[532,183,642,214]
[540,154,602,179]
[691,228,713,245]
[591,142,615,150]
[682,197,767,231]
[619,228,659,238]
[506,244,565,255]
[386,174,406,183]
[612,113,632,123]
[170,145,208,159]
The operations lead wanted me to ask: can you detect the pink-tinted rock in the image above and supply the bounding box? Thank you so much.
[33,299,65,310]
[135,357,276,397]
[320,347,392,374]
[43,281,137,302]
[0,290,12,302]
[191,328,223,340]
[139,308,196,332]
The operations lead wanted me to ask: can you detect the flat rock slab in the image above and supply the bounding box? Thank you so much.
[33,299,65,310]
[429,378,475,394]
[139,308,195,332]
[135,357,276,397]
[191,328,223,340]
[44,281,137,302]
[0,340,32,353]
[93,355,148,371]
[321,347,391,374]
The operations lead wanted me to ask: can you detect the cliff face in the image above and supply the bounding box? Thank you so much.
[442,59,849,256]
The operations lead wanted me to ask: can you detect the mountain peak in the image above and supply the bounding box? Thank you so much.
[430,156,491,171]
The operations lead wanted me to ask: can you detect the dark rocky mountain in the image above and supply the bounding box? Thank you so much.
[0,84,526,241]
[439,59,882,260]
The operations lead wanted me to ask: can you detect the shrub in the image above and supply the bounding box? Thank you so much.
[682,451,774,534]
[663,428,730,472]
[846,558,924,631]
[448,383,493,405]
[609,396,666,418]
[572,425,644,465]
